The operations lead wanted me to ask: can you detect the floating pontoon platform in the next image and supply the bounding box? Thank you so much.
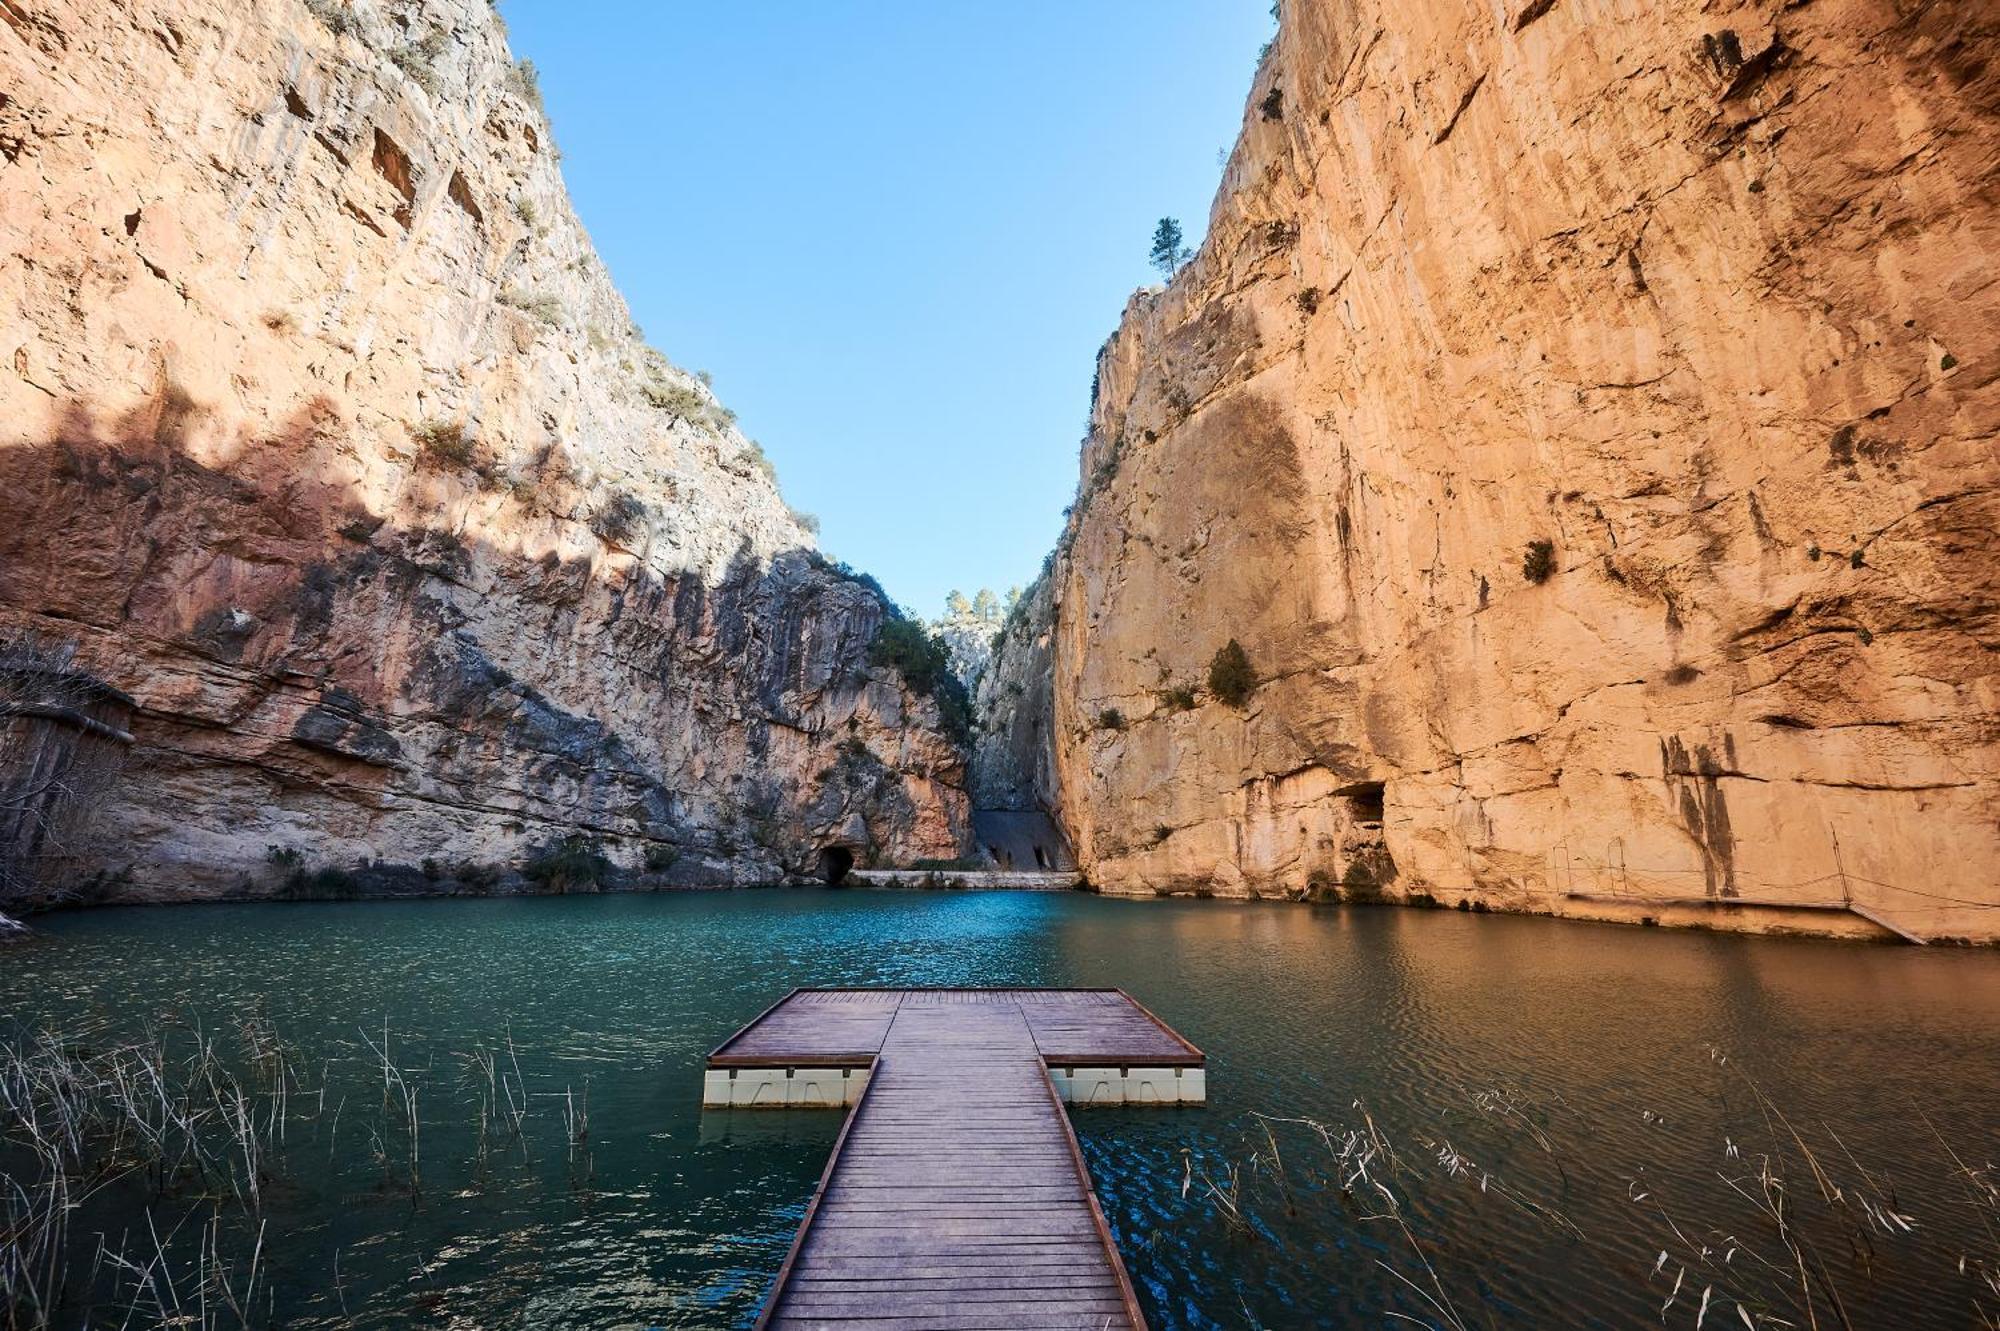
[704,988,1205,1329]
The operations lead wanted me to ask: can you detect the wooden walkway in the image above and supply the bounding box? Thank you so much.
[706,990,1204,1330]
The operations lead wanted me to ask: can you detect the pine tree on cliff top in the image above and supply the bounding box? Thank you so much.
[1150,218,1189,278]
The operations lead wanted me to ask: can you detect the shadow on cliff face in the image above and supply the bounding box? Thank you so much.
[0,396,968,898]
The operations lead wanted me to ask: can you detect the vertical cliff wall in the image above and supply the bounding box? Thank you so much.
[0,0,969,900]
[1013,0,1999,939]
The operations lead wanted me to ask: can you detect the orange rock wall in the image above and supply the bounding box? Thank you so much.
[1019,0,1999,940]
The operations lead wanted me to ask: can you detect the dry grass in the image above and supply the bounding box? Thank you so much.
[0,1013,603,1328]
[1184,1050,1998,1329]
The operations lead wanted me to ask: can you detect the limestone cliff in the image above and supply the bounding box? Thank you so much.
[0,0,970,901]
[1006,0,2000,940]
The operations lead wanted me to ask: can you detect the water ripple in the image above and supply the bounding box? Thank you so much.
[1,892,1995,1328]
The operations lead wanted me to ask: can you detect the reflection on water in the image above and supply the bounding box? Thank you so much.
[1,891,1995,1328]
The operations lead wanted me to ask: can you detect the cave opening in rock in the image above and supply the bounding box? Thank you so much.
[1346,781,1386,828]
[818,846,854,886]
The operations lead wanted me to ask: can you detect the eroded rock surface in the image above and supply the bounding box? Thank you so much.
[1002,0,1999,940]
[0,0,969,899]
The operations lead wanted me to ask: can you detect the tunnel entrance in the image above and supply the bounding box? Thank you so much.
[818,846,854,886]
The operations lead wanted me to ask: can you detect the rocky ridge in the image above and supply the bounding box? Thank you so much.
[0,0,970,901]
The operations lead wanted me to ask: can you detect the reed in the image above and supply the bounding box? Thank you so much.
[1,1013,598,1329]
[1188,1052,1995,1329]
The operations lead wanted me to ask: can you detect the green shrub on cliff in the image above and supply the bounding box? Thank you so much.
[1522,539,1556,584]
[304,0,357,37]
[869,618,951,695]
[591,492,647,546]
[511,58,544,113]
[411,419,475,472]
[1207,639,1257,708]
[389,31,447,93]
[739,438,776,480]
[869,618,973,747]
[500,287,565,328]
[642,380,706,419]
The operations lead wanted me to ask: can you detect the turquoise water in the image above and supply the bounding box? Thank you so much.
[2,890,1996,1328]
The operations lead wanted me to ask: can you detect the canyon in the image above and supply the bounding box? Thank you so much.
[3,0,1996,944]
[982,0,2000,941]
[0,0,969,905]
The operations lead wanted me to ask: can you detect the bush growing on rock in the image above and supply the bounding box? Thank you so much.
[500,287,565,328]
[1207,639,1257,708]
[813,555,890,606]
[1097,707,1126,732]
[389,31,447,93]
[591,492,647,546]
[642,380,706,419]
[1522,539,1556,584]
[511,58,544,113]
[411,419,475,471]
[869,618,952,696]
[869,618,973,746]
[304,0,357,37]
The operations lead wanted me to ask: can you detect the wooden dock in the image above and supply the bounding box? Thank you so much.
[705,989,1205,1330]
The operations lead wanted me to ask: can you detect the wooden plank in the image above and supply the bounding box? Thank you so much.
[712,989,1202,1330]
[749,997,1147,1330]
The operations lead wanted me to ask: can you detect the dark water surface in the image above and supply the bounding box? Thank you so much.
[2,890,1996,1329]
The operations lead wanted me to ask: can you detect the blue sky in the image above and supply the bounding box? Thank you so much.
[503,2,1275,616]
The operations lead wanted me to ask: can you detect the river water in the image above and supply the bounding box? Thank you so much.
[1,890,1995,1328]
